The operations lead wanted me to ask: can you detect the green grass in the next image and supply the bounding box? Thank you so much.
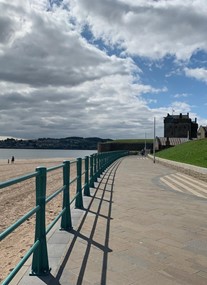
[156,139,207,168]
[110,139,153,143]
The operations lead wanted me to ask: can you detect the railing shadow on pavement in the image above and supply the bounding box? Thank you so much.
[41,158,122,285]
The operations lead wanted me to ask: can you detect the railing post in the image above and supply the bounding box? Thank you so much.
[75,158,83,209]
[84,156,90,196]
[31,167,50,276]
[97,153,100,176]
[102,153,106,172]
[106,153,109,168]
[90,155,94,187]
[61,161,72,230]
[94,154,97,181]
[99,153,103,175]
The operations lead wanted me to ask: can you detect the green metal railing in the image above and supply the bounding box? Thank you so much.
[0,150,128,285]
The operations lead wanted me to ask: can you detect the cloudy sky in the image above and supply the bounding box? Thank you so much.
[0,0,207,140]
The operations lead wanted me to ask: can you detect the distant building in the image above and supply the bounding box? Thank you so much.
[155,137,189,151]
[164,113,198,139]
[197,126,207,139]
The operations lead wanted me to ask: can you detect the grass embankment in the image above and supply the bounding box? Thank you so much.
[156,139,207,168]
[111,139,153,143]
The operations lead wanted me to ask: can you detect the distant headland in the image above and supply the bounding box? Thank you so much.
[0,137,112,150]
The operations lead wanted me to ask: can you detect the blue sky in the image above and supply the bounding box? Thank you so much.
[0,0,207,139]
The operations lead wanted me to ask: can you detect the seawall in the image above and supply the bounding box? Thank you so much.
[98,142,153,152]
[148,155,207,183]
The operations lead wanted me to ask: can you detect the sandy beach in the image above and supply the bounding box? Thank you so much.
[0,158,78,282]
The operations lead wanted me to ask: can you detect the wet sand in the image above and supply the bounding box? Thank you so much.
[0,158,77,282]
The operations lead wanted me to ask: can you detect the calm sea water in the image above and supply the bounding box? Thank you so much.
[0,149,96,160]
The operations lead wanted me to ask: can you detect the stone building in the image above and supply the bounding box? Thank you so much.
[164,113,198,139]
[197,126,207,139]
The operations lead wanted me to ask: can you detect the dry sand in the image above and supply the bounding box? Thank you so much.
[0,158,78,282]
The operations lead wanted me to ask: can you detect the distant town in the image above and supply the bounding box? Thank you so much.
[1,113,207,152]
[0,137,112,150]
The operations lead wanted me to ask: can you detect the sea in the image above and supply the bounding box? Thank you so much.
[0,149,96,160]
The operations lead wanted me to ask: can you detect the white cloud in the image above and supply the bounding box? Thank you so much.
[29,0,49,11]
[171,101,191,113]
[174,93,189,98]
[68,0,207,60]
[184,67,207,84]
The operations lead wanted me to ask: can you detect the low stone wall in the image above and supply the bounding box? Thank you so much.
[148,155,207,183]
[98,142,153,152]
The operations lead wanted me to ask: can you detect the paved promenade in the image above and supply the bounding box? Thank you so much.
[14,156,207,285]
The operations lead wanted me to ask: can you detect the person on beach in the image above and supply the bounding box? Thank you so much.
[11,156,15,163]
[8,159,9,164]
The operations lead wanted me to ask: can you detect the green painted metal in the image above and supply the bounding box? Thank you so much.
[93,154,96,182]
[47,208,66,235]
[75,158,84,209]
[98,153,103,176]
[0,171,37,189]
[31,167,50,276]
[61,160,72,230]
[1,240,40,285]
[0,206,40,241]
[98,153,101,175]
[90,154,94,187]
[94,154,97,181]
[95,154,99,180]
[46,185,65,204]
[1,150,128,284]
[84,156,90,196]
[70,192,79,205]
[47,163,64,172]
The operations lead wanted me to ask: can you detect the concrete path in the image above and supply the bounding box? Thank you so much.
[14,156,207,285]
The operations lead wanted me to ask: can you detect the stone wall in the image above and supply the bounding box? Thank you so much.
[148,155,207,183]
[98,142,153,152]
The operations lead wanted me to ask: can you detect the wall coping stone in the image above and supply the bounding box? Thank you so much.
[148,154,207,182]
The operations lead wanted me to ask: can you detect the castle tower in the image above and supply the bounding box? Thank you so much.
[164,113,198,139]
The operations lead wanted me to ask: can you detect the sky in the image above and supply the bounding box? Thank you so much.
[0,0,207,140]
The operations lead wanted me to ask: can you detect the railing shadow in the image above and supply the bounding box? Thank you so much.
[49,160,120,285]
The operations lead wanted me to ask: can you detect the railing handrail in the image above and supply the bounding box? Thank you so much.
[0,150,128,285]
[0,171,37,189]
